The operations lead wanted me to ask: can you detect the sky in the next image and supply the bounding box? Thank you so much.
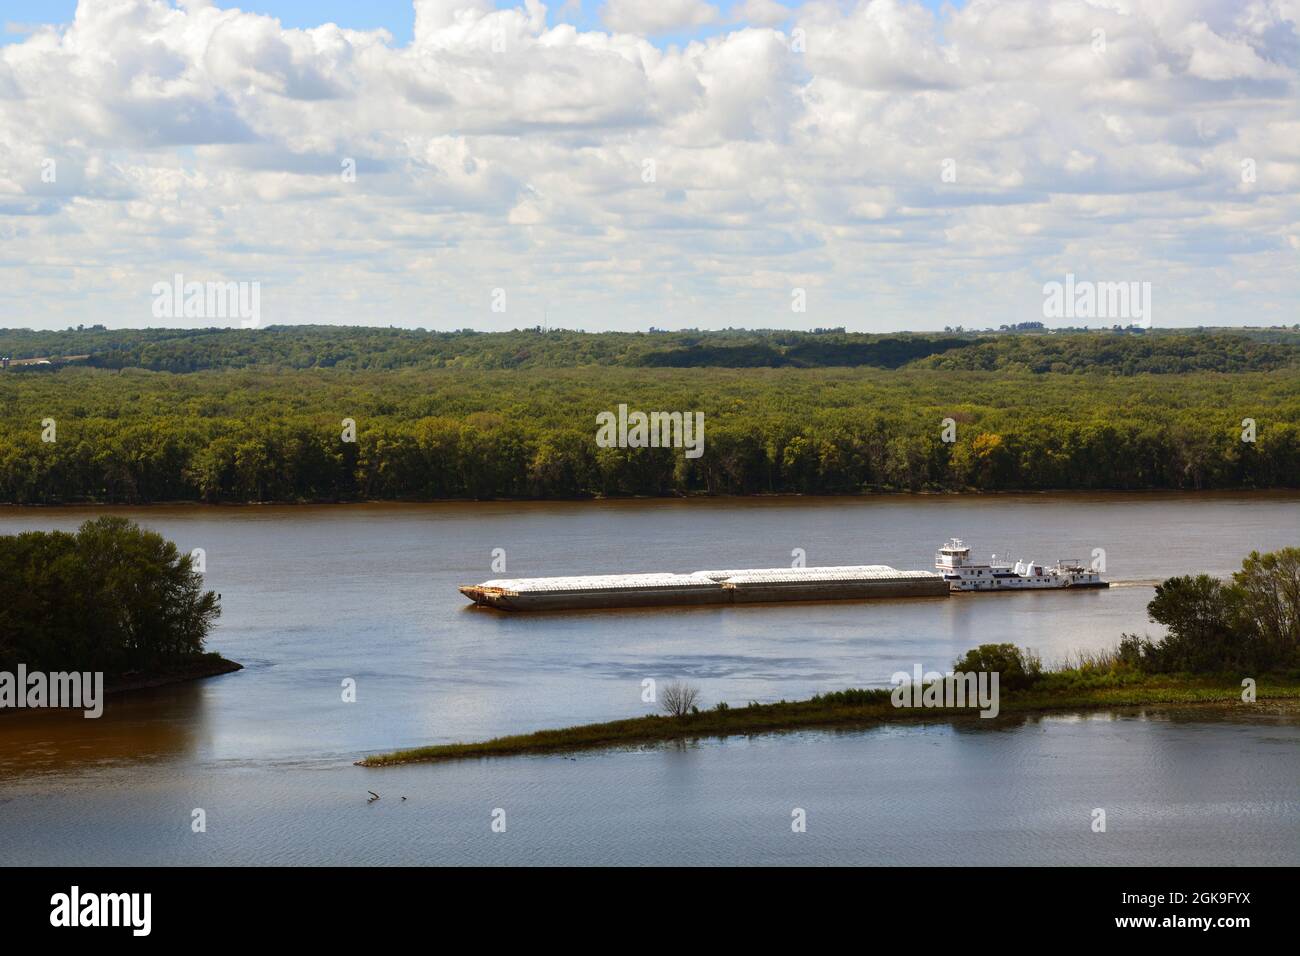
[0,0,1297,332]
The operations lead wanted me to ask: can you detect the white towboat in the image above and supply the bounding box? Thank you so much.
[935,538,1107,592]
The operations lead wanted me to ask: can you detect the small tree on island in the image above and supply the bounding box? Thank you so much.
[660,681,701,718]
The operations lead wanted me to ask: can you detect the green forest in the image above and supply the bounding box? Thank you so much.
[0,327,1297,503]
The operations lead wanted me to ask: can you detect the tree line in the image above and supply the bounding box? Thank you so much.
[1,326,1296,373]
[0,365,1295,503]
[913,332,1299,374]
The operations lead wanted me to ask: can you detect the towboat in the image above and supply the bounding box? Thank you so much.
[935,538,1108,592]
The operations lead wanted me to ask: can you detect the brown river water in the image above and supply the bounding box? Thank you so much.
[1,492,1298,865]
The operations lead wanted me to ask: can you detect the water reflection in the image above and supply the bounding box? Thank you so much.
[0,679,216,776]
[4,710,1299,866]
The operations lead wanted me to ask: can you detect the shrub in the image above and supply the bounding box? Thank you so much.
[660,681,701,718]
[951,643,1043,691]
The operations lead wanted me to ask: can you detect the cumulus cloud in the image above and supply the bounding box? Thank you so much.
[601,0,722,35]
[0,0,1297,330]
[732,0,795,28]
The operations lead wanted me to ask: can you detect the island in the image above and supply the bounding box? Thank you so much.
[0,516,236,709]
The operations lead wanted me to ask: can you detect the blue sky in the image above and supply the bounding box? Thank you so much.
[2,0,962,46]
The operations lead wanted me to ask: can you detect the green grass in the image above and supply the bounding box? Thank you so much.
[358,674,1300,767]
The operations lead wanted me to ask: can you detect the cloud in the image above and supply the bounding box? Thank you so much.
[731,0,795,28]
[0,0,1297,330]
[600,0,721,36]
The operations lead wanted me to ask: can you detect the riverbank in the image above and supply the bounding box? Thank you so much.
[4,488,1298,513]
[359,676,1300,766]
[104,653,242,695]
[0,654,242,719]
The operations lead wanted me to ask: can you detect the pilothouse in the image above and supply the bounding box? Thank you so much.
[935,538,1107,592]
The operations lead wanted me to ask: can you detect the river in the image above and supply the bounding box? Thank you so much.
[2,492,1298,865]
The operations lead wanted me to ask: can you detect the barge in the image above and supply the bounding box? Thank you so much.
[459,565,948,612]
[459,539,1109,611]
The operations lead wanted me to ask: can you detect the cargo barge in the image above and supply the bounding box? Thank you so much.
[460,538,1110,611]
[459,564,948,611]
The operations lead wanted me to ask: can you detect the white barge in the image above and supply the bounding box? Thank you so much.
[460,564,949,611]
[936,538,1108,591]
[459,539,1108,611]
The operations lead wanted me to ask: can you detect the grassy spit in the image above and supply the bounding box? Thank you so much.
[358,674,1300,768]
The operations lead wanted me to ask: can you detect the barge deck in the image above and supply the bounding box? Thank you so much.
[460,565,948,611]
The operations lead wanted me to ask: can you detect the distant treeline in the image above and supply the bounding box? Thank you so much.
[1,326,1297,374]
[913,333,1298,374]
[0,365,1296,503]
[633,336,969,368]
